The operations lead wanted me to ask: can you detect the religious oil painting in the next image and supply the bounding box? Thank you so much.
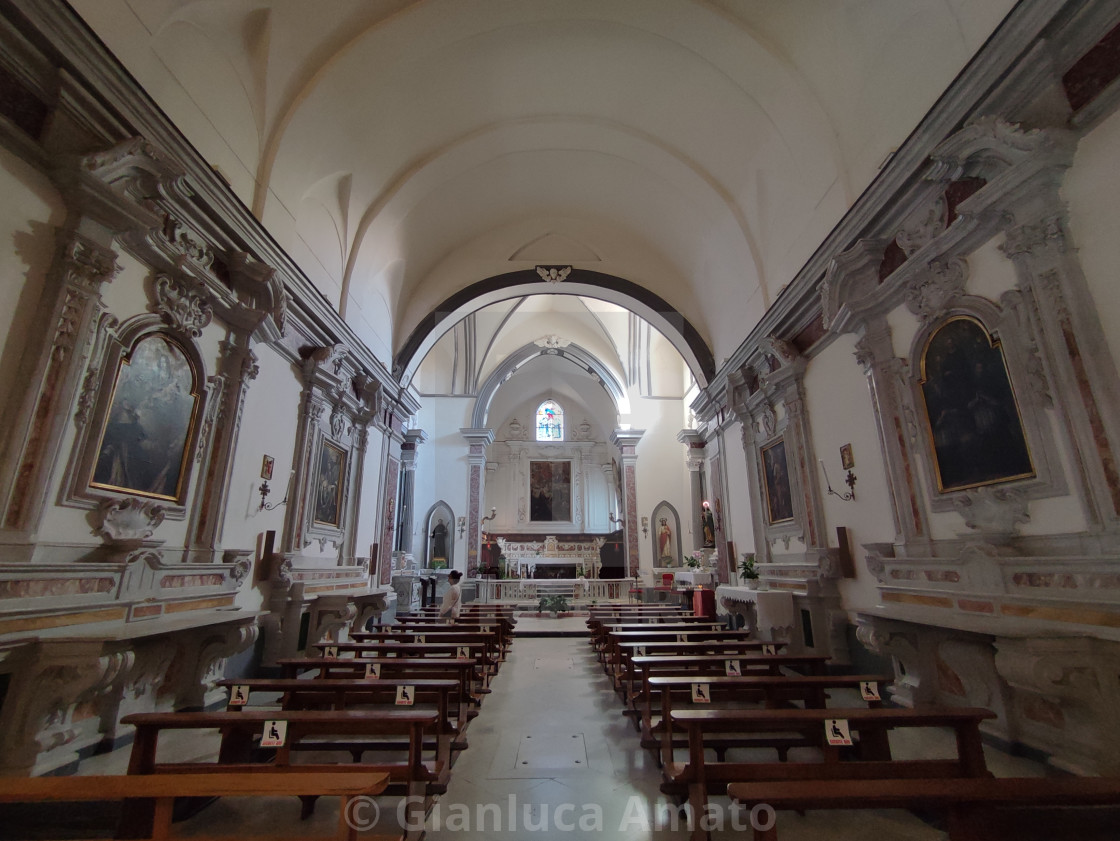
[919,316,1035,492]
[761,438,795,525]
[90,334,200,502]
[313,441,347,527]
[529,460,571,522]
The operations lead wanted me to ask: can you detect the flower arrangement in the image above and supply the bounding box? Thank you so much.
[739,552,759,581]
[686,550,704,569]
[538,594,570,614]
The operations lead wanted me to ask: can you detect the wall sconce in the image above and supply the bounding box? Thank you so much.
[641,516,649,538]
[259,468,294,512]
[819,453,856,502]
[608,511,621,525]
[457,516,467,538]
[481,507,497,527]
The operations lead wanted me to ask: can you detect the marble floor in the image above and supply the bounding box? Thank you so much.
[58,632,1051,840]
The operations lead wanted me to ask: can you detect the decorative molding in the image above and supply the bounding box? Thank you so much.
[93,497,165,544]
[152,274,213,337]
[535,265,571,283]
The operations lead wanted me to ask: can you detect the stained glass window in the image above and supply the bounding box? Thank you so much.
[536,400,564,441]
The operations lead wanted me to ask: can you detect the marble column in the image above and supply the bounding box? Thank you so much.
[677,429,706,551]
[460,428,495,570]
[610,429,645,577]
[396,430,427,554]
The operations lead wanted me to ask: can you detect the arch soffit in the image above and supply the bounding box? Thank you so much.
[397,269,714,388]
[471,340,627,430]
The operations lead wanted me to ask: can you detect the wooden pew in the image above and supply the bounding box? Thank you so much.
[728,776,1120,841]
[121,708,442,841]
[665,706,996,841]
[593,620,723,661]
[314,641,497,686]
[625,654,831,717]
[350,630,502,673]
[278,656,486,706]
[0,771,390,841]
[646,674,891,764]
[610,636,782,687]
[215,677,467,762]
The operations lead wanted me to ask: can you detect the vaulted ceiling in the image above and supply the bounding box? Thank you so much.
[71,0,1016,378]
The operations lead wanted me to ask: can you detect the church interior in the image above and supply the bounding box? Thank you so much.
[2,0,1120,836]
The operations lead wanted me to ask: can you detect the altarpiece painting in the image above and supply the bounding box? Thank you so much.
[529,460,571,522]
[90,334,199,502]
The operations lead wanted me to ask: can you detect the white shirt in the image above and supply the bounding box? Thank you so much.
[439,581,462,621]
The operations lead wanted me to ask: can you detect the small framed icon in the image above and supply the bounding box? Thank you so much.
[261,455,275,480]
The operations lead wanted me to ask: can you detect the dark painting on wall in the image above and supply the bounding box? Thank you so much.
[529,460,571,522]
[761,438,795,525]
[920,316,1035,492]
[313,441,347,527]
[90,334,200,502]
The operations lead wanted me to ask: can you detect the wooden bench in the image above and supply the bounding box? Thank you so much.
[350,630,503,672]
[593,620,723,661]
[610,637,784,687]
[625,654,831,715]
[279,656,486,702]
[728,776,1120,841]
[0,771,389,841]
[215,677,467,760]
[121,708,442,840]
[314,640,497,685]
[645,674,891,763]
[666,706,995,841]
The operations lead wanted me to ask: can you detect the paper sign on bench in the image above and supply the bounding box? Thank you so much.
[762,644,777,655]
[677,634,688,643]
[395,685,415,706]
[825,718,852,746]
[229,685,250,706]
[323,645,339,659]
[415,634,426,643]
[691,683,711,703]
[456,646,470,660]
[636,645,646,656]
[364,663,381,680]
[860,681,881,701]
[261,720,287,747]
[724,660,741,676]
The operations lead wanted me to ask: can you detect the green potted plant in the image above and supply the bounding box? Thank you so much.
[739,552,760,588]
[537,594,570,616]
[686,550,703,569]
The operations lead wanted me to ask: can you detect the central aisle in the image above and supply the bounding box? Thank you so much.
[422,636,665,840]
[421,636,948,841]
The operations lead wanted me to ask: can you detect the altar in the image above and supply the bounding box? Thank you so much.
[516,557,582,578]
[497,535,602,579]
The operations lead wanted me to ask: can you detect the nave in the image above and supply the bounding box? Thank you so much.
[56,619,1053,841]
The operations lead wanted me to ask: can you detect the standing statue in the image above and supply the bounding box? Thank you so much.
[658,518,673,562]
[430,518,448,561]
[701,504,716,548]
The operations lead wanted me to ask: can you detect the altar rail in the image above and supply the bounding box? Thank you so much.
[474,578,635,604]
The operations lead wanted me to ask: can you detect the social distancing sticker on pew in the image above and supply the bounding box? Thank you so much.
[229,685,250,706]
[396,685,415,706]
[825,719,853,746]
[261,720,287,747]
[677,634,688,643]
[691,683,711,703]
[415,634,426,644]
[323,645,339,659]
[456,646,470,660]
[636,646,646,656]
[365,663,381,680]
[860,681,881,701]
[725,660,741,676]
[762,644,777,655]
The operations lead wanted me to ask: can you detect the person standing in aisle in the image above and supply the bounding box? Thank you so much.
[440,569,463,623]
